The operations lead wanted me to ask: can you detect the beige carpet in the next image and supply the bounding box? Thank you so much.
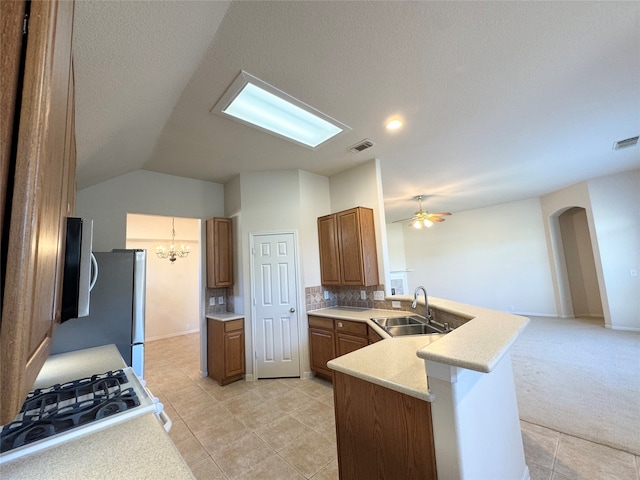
[510,316,640,456]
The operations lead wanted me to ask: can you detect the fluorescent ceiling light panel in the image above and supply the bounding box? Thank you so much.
[212,71,350,148]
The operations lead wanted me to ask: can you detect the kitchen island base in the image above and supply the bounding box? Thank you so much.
[333,371,437,479]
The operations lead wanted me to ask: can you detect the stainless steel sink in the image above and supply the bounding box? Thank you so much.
[371,316,425,327]
[384,324,444,336]
[371,315,446,336]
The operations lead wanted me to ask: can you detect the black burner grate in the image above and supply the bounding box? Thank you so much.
[1,369,141,453]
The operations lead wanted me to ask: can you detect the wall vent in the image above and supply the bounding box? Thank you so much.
[613,136,639,150]
[349,139,374,153]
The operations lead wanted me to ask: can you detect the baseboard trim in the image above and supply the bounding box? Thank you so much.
[521,465,531,480]
[605,325,640,332]
[146,329,199,342]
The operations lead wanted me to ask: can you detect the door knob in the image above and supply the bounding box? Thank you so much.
[290,308,296,313]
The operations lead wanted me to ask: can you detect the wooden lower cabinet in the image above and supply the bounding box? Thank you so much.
[309,316,371,380]
[333,371,437,479]
[309,316,335,381]
[207,318,245,385]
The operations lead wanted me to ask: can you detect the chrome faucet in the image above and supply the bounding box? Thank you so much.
[412,285,431,324]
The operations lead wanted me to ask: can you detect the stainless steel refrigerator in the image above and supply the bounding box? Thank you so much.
[51,249,146,378]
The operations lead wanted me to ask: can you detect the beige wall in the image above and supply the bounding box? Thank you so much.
[126,214,201,340]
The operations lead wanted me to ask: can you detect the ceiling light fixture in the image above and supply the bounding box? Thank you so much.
[156,217,189,263]
[392,195,452,229]
[212,71,351,149]
[386,119,403,130]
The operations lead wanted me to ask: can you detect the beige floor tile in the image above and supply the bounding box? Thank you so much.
[253,379,295,399]
[169,417,195,444]
[528,462,553,480]
[210,432,276,479]
[290,400,335,433]
[310,459,339,480]
[554,434,638,480]
[171,390,218,418]
[181,402,233,434]
[254,414,315,451]
[190,457,227,480]
[195,416,252,453]
[239,398,289,430]
[271,387,315,412]
[236,455,305,480]
[520,421,560,470]
[278,431,337,479]
[174,436,210,467]
[222,390,266,416]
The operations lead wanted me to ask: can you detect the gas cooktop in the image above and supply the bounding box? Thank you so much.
[0,368,158,463]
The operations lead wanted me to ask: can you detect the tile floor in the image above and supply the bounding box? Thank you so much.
[145,333,640,480]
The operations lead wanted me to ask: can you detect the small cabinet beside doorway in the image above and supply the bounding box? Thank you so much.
[206,217,233,288]
[207,317,245,386]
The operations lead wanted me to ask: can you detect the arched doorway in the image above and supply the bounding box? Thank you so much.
[557,207,604,321]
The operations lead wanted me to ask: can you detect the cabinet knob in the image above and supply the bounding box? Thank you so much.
[290,308,296,313]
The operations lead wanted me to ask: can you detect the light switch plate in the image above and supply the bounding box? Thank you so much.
[209,297,216,306]
[323,290,329,300]
[392,301,401,309]
[360,290,367,300]
[373,291,385,301]
[218,296,225,305]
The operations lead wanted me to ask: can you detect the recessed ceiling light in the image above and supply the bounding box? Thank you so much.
[386,119,403,130]
[212,71,351,149]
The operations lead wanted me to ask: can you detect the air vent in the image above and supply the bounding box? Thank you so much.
[614,136,639,150]
[349,139,374,153]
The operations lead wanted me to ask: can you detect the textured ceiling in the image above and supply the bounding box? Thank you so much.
[73,1,640,222]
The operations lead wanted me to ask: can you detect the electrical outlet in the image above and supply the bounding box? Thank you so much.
[373,290,385,301]
[323,290,329,300]
[631,269,638,277]
[509,305,515,312]
[209,297,216,306]
[218,296,225,305]
[360,290,367,300]
[186,323,191,330]
[392,301,401,308]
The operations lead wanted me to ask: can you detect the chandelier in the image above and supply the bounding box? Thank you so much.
[156,217,189,263]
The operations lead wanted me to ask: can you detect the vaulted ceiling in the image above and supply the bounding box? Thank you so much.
[73,1,639,222]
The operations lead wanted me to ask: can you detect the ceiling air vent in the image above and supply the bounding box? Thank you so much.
[349,139,374,153]
[613,136,639,150]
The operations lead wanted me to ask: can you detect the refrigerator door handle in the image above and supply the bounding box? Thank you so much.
[89,253,99,292]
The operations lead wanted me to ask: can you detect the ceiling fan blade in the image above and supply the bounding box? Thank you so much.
[430,212,452,216]
[392,216,417,223]
[430,217,446,222]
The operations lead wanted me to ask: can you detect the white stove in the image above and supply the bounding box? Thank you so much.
[0,367,167,464]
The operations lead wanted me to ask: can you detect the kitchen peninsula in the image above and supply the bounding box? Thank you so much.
[311,296,530,480]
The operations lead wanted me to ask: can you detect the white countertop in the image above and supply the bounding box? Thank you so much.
[206,312,244,321]
[2,345,193,479]
[312,299,529,400]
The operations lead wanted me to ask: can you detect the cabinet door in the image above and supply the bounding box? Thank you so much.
[0,0,75,425]
[224,329,245,377]
[336,333,368,357]
[337,207,379,286]
[317,214,341,285]
[206,217,233,287]
[309,327,336,379]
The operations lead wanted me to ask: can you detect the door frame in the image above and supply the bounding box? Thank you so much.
[249,230,304,379]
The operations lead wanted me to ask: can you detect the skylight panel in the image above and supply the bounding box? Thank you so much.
[212,71,350,149]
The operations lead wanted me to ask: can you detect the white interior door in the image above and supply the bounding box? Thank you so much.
[252,233,300,378]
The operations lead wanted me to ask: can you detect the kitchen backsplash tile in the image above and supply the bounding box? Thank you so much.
[305,285,413,311]
[205,287,233,315]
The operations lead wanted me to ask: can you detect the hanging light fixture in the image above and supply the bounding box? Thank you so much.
[156,217,189,263]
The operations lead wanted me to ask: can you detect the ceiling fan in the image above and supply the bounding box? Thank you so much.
[393,195,451,229]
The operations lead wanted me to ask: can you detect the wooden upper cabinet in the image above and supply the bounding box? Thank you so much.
[1,0,76,424]
[318,207,379,287]
[317,214,341,285]
[206,217,233,288]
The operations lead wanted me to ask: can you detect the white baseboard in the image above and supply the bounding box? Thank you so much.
[146,328,199,342]
[244,373,255,381]
[301,370,314,379]
[521,465,531,480]
[605,324,640,332]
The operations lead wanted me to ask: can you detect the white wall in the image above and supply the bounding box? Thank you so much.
[126,214,200,340]
[329,159,388,287]
[76,170,224,250]
[588,170,640,330]
[235,169,332,379]
[403,198,557,316]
